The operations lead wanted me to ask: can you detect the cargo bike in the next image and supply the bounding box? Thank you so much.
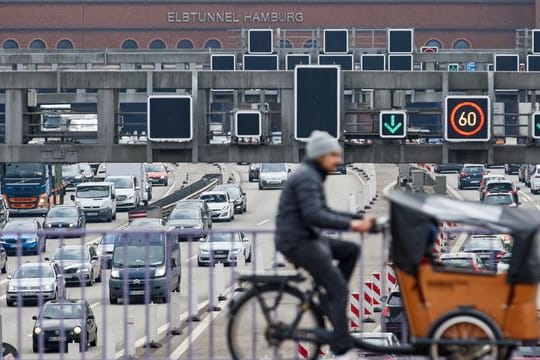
[226,192,540,359]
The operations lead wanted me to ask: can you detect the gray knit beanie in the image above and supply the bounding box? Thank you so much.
[305,130,342,159]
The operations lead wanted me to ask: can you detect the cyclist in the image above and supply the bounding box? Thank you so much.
[275,130,374,359]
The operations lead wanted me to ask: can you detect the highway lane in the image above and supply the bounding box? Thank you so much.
[0,163,218,359]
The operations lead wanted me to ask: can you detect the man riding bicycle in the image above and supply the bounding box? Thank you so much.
[275,130,375,360]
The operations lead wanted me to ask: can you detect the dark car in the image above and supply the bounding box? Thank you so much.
[167,207,208,241]
[458,164,486,189]
[504,163,520,175]
[175,200,212,229]
[460,235,506,271]
[61,164,85,190]
[248,163,260,182]
[214,184,247,213]
[43,205,86,237]
[382,289,407,342]
[0,219,45,255]
[434,164,463,173]
[32,299,98,352]
[0,198,9,229]
[52,245,102,286]
[0,243,7,274]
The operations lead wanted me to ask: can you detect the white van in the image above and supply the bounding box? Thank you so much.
[258,163,289,190]
[104,175,139,209]
[72,182,117,222]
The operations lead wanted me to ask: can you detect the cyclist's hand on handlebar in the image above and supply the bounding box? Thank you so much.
[350,216,376,233]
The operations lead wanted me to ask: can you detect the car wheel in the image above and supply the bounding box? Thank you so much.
[87,272,94,287]
[6,299,14,307]
[165,180,169,187]
[109,295,118,304]
[246,250,252,263]
[198,260,204,267]
[112,211,116,220]
[79,337,89,352]
[258,184,263,190]
[95,270,102,283]
[90,332,97,347]
[1,261,6,274]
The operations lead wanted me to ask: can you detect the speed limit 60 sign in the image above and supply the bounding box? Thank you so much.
[444,96,490,142]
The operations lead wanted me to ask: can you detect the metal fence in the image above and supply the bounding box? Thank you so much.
[0,223,510,360]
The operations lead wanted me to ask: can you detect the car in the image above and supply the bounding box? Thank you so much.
[1,219,45,255]
[128,218,166,227]
[199,191,234,221]
[0,243,7,274]
[351,332,399,358]
[175,199,212,229]
[504,164,521,175]
[434,164,463,173]
[381,289,406,341]
[43,205,86,237]
[457,164,486,189]
[214,184,247,213]
[144,163,169,186]
[529,166,540,194]
[78,163,94,181]
[32,299,98,352]
[95,233,118,269]
[167,207,208,241]
[258,163,289,190]
[0,198,9,228]
[248,163,260,182]
[518,164,529,183]
[198,232,251,266]
[6,261,65,306]
[525,164,538,187]
[479,174,506,199]
[51,245,101,286]
[104,176,140,210]
[61,164,85,190]
[72,182,117,222]
[482,192,519,207]
[460,235,507,271]
[439,252,485,272]
[512,346,540,359]
[481,179,519,203]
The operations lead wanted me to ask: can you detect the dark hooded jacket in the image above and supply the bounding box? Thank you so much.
[275,161,362,252]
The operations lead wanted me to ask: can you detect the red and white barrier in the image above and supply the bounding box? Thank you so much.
[297,343,327,359]
[370,272,382,306]
[386,266,397,292]
[349,292,361,329]
[362,281,375,322]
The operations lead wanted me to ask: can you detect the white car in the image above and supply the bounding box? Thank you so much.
[197,232,251,266]
[199,191,234,221]
[258,163,289,190]
[72,182,117,222]
[530,167,540,194]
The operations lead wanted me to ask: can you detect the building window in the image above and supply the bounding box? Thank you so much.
[453,39,471,49]
[204,39,221,49]
[2,39,18,49]
[177,39,194,49]
[303,39,317,49]
[149,39,166,49]
[56,39,74,49]
[425,39,442,49]
[279,39,292,48]
[121,39,139,49]
[29,39,46,49]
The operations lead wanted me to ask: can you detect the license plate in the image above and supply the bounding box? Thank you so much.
[471,180,479,183]
[129,290,145,295]
[64,274,73,279]
[48,336,66,342]
[268,180,279,184]
[214,254,227,259]
[87,212,98,216]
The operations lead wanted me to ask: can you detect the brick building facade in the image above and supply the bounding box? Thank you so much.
[0,0,537,50]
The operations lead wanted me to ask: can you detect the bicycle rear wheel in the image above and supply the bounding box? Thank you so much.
[227,284,325,360]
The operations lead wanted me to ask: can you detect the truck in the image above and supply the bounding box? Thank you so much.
[0,163,62,215]
[104,163,152,206]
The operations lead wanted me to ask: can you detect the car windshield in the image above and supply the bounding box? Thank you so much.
[76,185,109,198]
[144,164,165,172]
[4,221,35,232]
[484,195,513,205]
[14,265,53,279]
[106,177,132,189]
[464,237,504,250]
[441,258,474,269]
[112,245,164,267]
[129,219,162,227]
[464,166,484,174]
[48,207,78,218]
[170,209,199,220]
[62,165,80,177]
[215,186,241,199]
[42,114,62,129]
[387,293,402,306]
[40,303,84,319]
[3,163,43,178]
[201,194,227,203]
[100,233,119,245]
[53,248,89,261]
[261,163,286,173]
[207,233,240,243]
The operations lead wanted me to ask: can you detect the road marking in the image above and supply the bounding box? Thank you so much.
[90,302,100,308]
[446,185,464,201]
[519,190,533,203]
[256,219,269,226]
[185,255,197,262]
[451,233,469,253]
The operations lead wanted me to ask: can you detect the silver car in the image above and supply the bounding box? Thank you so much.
[95,233,119,269]
[52,245,102,286]
[6,262,65,306]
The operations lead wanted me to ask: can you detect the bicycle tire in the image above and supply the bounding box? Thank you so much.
[227,283,325,360]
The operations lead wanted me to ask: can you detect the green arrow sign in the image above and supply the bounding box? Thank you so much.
[383,115,403,134]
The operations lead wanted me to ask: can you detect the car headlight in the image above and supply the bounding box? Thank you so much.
[77,266,90,273]
[234,199,242,205]
[222,205,230,211]
[38,194,47,207]
[160,175,165,179]
[193,224,203,229]
[34,327,42,335]
[231,248,242,254]
[8,284,17,292]
[110,268,120,278]
[154,265,166,277]
[68,223,75,228]
[44,223,52,229]
[73,326,82,335]
[199,248,208,254]
[41,284,53,291]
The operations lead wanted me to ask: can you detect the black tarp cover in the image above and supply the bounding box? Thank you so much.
[386,191,540,284]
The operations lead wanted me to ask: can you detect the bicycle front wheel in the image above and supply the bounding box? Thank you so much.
[227,284,325,360]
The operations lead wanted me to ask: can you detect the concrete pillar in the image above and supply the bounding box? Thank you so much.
[5,89,25,145]
[442,71,449,164]
[280,89,299,162]
[435,175,447,195]
[373,90,392,110]
[97,89,118,145]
